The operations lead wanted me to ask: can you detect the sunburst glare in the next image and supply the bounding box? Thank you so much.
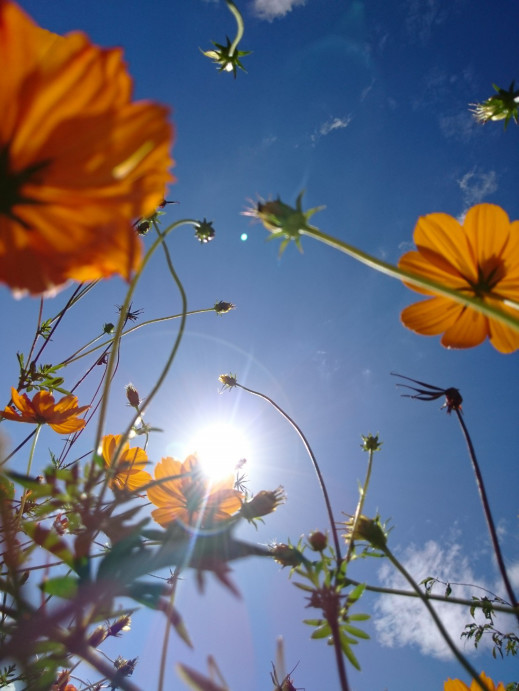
[189,422,251,481]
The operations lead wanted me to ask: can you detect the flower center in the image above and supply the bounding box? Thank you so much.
[0,145,48,227]
[469,258,505,298]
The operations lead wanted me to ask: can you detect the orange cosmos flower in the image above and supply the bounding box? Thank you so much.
[444,671,505,691]
[399,204,519,353]
[0,0,173,295]
[147,454,243,529]
[0,387,89,433]
[101,434,151,492]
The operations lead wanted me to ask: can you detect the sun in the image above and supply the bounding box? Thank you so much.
[188,423,250,481]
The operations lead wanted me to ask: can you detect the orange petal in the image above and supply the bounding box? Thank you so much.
[463,204,511,269]
[413,212,478,284]
[440,307,488,349]
[401,297,463,336]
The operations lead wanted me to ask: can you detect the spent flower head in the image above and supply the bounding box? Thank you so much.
[214,300,236,315]
[218,373,238,390]
[243,191,324,256]
[201,36,251,78]
[240,487,285,523]
[471,82,519,128]
[343,514,388,551]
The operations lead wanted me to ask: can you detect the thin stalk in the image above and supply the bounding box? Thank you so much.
[60,308,213,367]
[345,447,374,564]
[454,409,519,625]
[158,567,180,691]
[301,226,519,333]
[235,382,342,561]
[225,0,244,56]
[343,577,519,615]
[92,218,196,481]
[383,546,491,691]
[17,424,41,521]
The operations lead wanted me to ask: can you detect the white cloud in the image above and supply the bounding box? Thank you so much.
[457,168,498,207]
[374,540,500,659]
[251,0,305,21]
[310,115,352,144]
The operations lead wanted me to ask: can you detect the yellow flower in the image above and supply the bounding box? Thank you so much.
[444,671,506,691]
[0,387,89,433]
[147,454,243,528]
[399,204,519,353]
[101,434,151,492]
[0,0,173,296]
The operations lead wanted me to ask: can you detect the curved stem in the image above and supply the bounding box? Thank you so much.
[301,226,519,333]
[235,382,342,560]
[454,409,519,624]
[225,0,244,56]
[383,546,491,691]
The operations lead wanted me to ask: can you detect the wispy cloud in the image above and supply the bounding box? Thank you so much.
[457,168,498,207]
[310,115,352,144]
[251,0,305,21]
[374,540,515,659]
[403,0,450,43]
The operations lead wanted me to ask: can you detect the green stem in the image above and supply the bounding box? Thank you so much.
[345,447,374,564]
[95,219,190,508]
[344,577,519,615]
[60,308,213,367]
[235,382,342,560]
[225,0,244,56]
[301,226,519,333]
[383,546,491,691]
[158,567,181,691]
[17,424,41,522]
[92,219,196,482]
[454,410,519,625]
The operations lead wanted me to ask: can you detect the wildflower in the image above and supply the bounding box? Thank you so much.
[243,191,324,256]
[240,487,285,522]
[202,36,251,78]
[194,218,215,243]
[471,82,519,128]
[361,433,383,452]
[444,671,505,691]
[0,387,89,433]
[269,542,307,568]
[101,434,151,492]
[147,454,243,528]
[0,0,173,295]
[399,204,519,353]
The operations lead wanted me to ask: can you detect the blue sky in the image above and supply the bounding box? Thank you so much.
[2,0,519,689]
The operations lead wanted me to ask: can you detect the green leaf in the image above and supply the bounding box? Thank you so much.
[176,663,228,691]
[302,619,325,627]
[40,576,78,599]
[348,613,370,622]
[341,636,361,670]
[342,623,370,640]
[311,623,332,639]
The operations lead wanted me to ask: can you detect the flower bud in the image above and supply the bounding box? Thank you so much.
[194,219,215,244]
[125,383,141,408]
[308,530,328,552]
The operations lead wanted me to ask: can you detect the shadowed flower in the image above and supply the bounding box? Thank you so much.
[147,454,243,528]
[243,191,324,256]
[399,204,519,353]
[0,386,89,433]
[240,487,285,523]
[0,0,173,295]
[444,671,505,691]
[101,434,151,491]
